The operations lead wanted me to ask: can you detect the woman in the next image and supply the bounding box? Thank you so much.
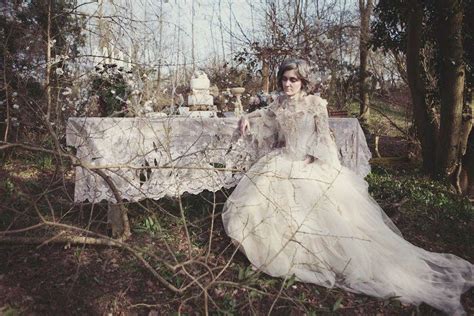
[222,59,473,315]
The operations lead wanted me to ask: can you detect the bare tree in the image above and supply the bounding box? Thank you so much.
[358,0,373,122]
[46,0,52,121]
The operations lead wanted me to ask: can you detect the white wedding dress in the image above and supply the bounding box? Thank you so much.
[222,94,473,315]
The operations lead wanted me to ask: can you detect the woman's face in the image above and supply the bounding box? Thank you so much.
[281,69,302,97]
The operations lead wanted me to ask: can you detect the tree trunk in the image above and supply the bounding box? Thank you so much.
[191,0,196,72]
[462,129,474,197]
[156,0,164,90]
[358,0,373,122]
[3,58,10,142]
[434,0,465,178]
[406,0,438,173]
[262,58,270,94]
[45,0,52,121]
[456,91,473,195]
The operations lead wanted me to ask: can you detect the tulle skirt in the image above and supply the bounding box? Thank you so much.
[222,153,474,315]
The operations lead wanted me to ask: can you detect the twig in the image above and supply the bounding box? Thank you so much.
[3,55,10,142]
[0,223,46,235]
[0,229,182,294]
[0,140,132,240]
[129,303,161,309]
[267,276,288,315]
[206,192,217,261]
[36,231,67,249]
[370,105,413,140]
[0,141,78,163]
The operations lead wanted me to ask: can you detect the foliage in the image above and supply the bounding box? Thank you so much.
[371,0,474,183]
[347,96,412,137]
[368,165,473,222]
[2,178,15,198]
[230,1,360,107]
[207,62,250,89]
[90,66,131,117]
[1,141,473,314]
[1,0,84,74]
[1,0,85,141]
[1,2,473,314]
[133,215,161,236]
[370,0,407,54]
[372,1,439,111]
[371,0,473,88]
[237,265,254,281]
[0,305,21,316]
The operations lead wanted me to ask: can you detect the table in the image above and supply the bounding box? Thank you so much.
[66,117,371,202]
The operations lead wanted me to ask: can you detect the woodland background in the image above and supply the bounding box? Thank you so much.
[1,0,473,314]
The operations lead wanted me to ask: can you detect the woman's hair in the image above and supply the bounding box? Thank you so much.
[276,58,313,93]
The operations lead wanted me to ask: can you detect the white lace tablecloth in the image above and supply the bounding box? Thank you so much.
[66,117,371,202]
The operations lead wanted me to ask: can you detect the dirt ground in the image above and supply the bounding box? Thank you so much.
[1,137,473,315]
[1,223,472,315]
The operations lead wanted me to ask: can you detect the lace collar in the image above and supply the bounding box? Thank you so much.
[278,92,308,111]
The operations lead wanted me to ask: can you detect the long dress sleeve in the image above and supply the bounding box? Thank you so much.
[304,96,341,168]
[243,101,284,157]
[223,94,473,316]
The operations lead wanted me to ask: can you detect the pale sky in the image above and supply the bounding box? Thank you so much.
[79,0,258,68]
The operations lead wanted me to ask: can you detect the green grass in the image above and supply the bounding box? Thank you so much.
[133,215,162,236]
[0,305,22,316]
[1,98,472,314]
[347,99,412,137]
[369,166,473,216]
[367,164,474,255]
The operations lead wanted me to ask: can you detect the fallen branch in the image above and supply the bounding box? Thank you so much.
[0,141,78,163]
[1,140,131,240]
[0,235,118,246]
[0,222,46,235]
[0,227,182,294]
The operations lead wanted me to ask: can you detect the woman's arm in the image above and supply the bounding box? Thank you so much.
[305,96,339,165]
[238,99,279,136]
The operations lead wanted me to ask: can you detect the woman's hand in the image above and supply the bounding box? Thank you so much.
[238,117,250,136]
[304,155,315,164]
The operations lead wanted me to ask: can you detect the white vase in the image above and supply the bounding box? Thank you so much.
[190,77,210,90]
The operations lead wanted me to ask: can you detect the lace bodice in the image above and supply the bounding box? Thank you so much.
[249,94,341,167]
[224,93,473,315]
